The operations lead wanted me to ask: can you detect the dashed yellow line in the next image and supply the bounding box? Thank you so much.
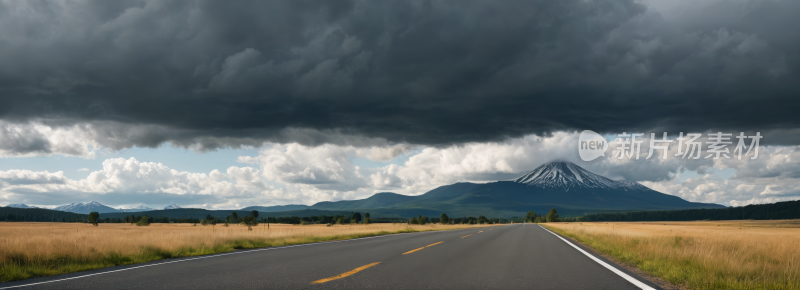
[478,231,484,233]
[402,241,444,255]
[311,262,381,284]
[461,234,473,238]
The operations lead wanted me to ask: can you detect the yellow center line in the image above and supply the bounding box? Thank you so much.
[311,262,381,284]
[461,234,472,238]
[478,231,484,233]
[402,241,444,255]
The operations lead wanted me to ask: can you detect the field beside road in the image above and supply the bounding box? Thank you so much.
[544,220,800,290]
[0,222,489,282]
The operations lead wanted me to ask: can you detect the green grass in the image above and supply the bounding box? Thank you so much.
[1,228,427,282]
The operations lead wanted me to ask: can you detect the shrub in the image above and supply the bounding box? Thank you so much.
[136,215,150,226]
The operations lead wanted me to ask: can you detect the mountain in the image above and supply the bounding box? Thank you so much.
[6,204,38,209]
[304,161,724,217]
[163,204,183,210]
[118,204,155,212]
[240,204,309,212]
[54,201,120,214]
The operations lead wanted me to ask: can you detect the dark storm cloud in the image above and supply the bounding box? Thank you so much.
[1,0,799,151]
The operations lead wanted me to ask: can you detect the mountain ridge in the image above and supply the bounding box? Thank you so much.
[16,161,724,218]
[55,201,120,214]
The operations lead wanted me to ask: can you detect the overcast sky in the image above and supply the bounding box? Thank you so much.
[1,0,798,209]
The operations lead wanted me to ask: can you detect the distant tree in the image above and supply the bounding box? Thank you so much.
[546,208,559,223]
[251,210,258,219]
[364,213,370,224]
[440,213,449,224]
[410,215,429,225]
[525,211,537,223]
[200,218,208,226]
[351,212,362,224]
[241,216,258,231]
[88,211,100,226]
[477,215,488,224]
[136,215,151,226]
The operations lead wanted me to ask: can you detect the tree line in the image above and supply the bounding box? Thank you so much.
[522,208,561,223]
[1,207,87,222]
[577,200,800,222]
[1,206,531,225]
[19,202,791,225]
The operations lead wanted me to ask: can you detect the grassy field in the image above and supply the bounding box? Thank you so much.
[0,222,490,282]
[544,220,800,290]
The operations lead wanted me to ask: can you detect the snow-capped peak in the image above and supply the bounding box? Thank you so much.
[163,204,182,210]
[514,161,649,191]
[54,201,119,214]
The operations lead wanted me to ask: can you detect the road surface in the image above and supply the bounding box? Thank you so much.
[0,224,661,289]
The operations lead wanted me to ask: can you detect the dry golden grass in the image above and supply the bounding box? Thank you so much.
[544,220,800,290]
[0,222,490,281]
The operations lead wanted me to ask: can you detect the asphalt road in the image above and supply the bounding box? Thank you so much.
[1,224,662,290]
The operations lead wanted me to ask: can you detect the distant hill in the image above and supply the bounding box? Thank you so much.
[163,204,183,210]
[312,192,416,210]
[240,204,310,212]
[6,204,39,209]
[578,200,798,221]
[1,206,87,222]
[55,201,120,214]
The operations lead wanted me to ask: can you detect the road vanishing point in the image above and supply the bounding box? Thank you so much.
[1,224,661,290]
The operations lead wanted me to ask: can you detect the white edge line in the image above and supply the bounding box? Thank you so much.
[0,229,450,289]
[538,225,656,290]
